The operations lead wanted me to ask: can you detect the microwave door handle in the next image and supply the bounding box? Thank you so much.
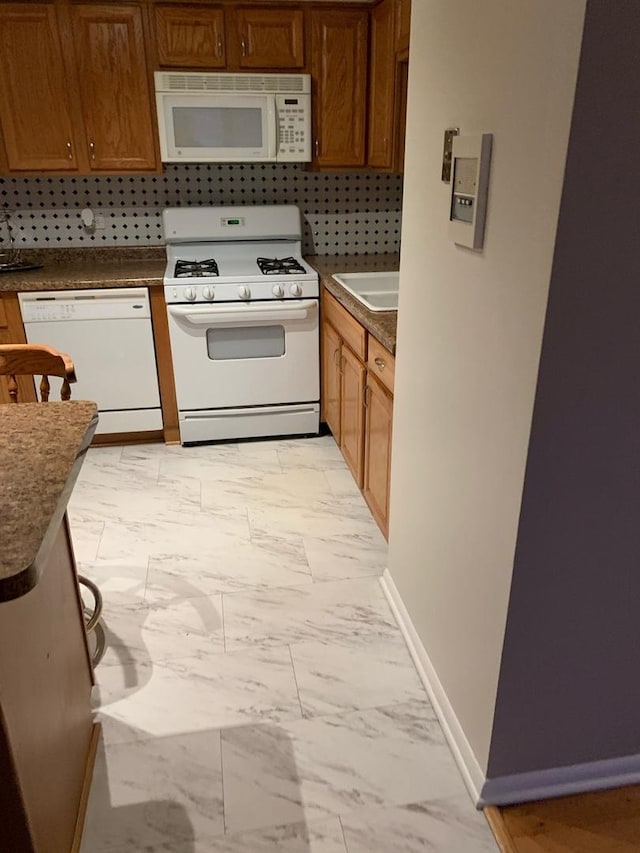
[168,300,317,326]
[267,97,277,160]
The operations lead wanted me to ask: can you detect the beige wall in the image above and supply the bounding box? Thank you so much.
[388,0,586,774]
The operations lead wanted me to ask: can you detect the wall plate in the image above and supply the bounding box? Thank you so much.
[441,127,460,183]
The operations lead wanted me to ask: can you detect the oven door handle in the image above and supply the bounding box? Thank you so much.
[168,300,318,326]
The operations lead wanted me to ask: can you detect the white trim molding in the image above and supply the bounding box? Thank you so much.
[381,570,640,809]
[379,569,486,805]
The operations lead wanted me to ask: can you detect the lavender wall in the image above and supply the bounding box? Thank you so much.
[487,0,640,777]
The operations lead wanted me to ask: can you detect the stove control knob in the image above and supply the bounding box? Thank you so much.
[238,285,251,300]
[202,286,215,301]
[289,282,302,297]
[272,284,284,298]
[184,287,197,302]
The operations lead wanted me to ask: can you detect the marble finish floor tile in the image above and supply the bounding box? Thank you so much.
[99,594,224,668]
[81,730,224,852]
[77,556,150,609]
[68,519,104,563]
[70,472,201,525]
[71,437,491,852]
[221,700,466,834]
[95,644,303,737]
[222,577,400,651]
[303,531,387,582]
[145,530,313,600]
[291,633,427,718]
[340,795,497,852]
[96,508,250,562]
[95,818,347,853]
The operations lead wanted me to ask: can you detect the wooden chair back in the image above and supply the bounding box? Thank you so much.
[0,344,77,403]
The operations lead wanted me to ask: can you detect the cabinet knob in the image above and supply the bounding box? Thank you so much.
[315,139,320,158]
[66,141,73,161]
[217,34,223,56]
[89,141,96,160]
[374,357,386,371]
[241,37,246,57]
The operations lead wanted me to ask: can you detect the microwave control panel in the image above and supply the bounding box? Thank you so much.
[276,94,311,162]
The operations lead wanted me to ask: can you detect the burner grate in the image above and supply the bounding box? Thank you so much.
[257,256,305,275]
[175,258,219,278]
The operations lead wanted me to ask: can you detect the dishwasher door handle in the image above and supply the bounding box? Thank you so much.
[168,300,318,326]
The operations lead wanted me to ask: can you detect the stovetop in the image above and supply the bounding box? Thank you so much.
[163,204,319,303]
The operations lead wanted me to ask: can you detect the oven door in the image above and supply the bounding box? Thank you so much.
[167,299,319,410]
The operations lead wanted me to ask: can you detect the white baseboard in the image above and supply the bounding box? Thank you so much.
[379,569,486,805]
[380,571,640,808]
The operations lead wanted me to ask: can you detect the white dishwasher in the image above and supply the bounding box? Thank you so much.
[19,288,162,434]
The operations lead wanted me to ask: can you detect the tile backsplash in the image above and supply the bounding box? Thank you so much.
[0,164,403,255]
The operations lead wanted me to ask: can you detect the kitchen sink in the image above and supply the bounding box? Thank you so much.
[332,272,399,312]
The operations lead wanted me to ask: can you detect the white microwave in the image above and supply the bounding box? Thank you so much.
[154,72,312,164]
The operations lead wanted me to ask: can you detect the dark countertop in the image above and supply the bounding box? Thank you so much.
[0,401,98,602]
[306,254,399,354]
[0,247,166,292]
[0,246,399,351]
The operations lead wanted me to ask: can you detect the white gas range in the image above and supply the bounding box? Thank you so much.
[163,205,320,444]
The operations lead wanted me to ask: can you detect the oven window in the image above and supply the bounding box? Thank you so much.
[173,107,263,149]
[206,325,285,360]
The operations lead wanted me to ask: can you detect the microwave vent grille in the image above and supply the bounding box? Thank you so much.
[159,73,309,94]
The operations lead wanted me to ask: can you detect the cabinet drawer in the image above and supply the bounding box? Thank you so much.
[322,290,366,361]
[367,335,395,394]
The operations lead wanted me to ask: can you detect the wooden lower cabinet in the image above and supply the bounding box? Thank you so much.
[363,372,393,537]
[340,343,366,487]
[321,292,395,538]
[321,318,341,440]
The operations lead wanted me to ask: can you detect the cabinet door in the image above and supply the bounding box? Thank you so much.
[0,4,78,171]
[155,5,225,68]
[368,0,396,169]
[71,5,158,172]
[395,0,411,54]
[363,372,393,538]
[340,343,366,488]
[322,319,341,441]
[234,6,304,69]
[310,9,367,167]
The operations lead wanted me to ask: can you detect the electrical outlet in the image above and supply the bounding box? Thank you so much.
[94,214,106,230]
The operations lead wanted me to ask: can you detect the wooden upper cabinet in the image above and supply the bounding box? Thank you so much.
[71,5,158,172]
[0,4,78,172]
[395,0,411,54]
[233,6,304,69]
[368,0,396,169]
[155,5,226,68]
[310,9,368,167]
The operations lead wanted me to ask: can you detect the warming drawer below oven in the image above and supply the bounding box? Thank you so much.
[179,403,320,443]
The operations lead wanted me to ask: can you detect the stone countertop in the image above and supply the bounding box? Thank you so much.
[306,255,399,355]
[0,247,166,292]
[0,401,98,602]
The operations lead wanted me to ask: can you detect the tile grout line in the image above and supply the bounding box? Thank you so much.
[339,815,351,853]
[221,593,227,653]
[288,644,305,719]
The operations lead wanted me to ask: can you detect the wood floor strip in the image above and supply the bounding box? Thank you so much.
[485,805,518,853]
[484,784,640,852]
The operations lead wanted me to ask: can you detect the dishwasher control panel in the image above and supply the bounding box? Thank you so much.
[19,288,151,322]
